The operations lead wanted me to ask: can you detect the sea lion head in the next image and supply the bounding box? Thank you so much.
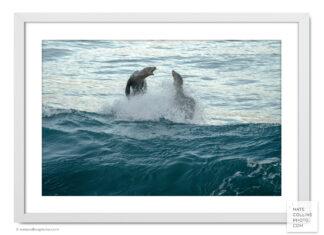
[144,67,156,76]
[131,67,156,81]
[172,70,183,88]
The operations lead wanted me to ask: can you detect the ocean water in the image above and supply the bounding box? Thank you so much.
[42,40,281,196]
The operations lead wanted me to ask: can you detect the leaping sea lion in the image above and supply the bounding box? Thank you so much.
[172,70,196,119]
[125,67,156,97]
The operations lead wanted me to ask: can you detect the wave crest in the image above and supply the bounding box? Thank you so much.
[42,105,74,117]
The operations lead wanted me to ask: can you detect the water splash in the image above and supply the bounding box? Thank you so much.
[101,81,205,124]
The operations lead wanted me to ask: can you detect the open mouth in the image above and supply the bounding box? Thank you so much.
[150,67,156,75]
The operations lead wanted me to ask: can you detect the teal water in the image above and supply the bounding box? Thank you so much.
[42,40,281,196]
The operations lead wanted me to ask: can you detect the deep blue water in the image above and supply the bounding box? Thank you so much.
[42,109,281,196]
[42,40,281,196]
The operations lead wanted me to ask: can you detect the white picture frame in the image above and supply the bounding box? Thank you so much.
[14,13,310,223]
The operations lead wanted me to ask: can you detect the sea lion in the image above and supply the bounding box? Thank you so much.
[172,70,196,119]
[125,67,156,97]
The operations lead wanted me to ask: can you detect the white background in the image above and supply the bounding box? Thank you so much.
[0,0,323,234]
[25,23,297,214]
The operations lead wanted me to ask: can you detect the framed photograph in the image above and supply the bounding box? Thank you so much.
[14,13,310,223]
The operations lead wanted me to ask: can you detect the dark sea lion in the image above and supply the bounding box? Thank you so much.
[125,67,156,97]
[172,70,196,119]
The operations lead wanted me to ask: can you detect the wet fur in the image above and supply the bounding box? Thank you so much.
[172,70,196,119]
[125,67,156,97]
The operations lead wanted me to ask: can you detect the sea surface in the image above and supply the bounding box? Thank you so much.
[42,40,281,196]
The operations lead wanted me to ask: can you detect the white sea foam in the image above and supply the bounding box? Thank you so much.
[101,81,205,124]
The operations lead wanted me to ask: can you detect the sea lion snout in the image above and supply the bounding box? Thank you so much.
[145,67,156,75]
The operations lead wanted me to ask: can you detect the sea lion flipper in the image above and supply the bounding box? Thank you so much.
[125,78,132,97]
